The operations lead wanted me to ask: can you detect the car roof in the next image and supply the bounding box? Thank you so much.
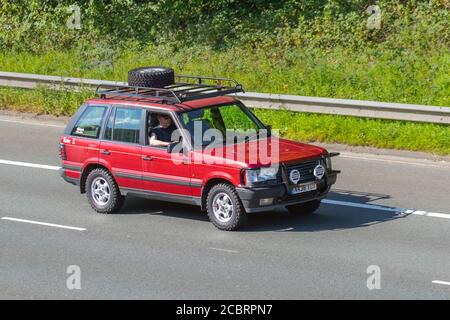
[86,95,237,112]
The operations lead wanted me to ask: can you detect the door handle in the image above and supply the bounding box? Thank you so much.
[100,150,111,155]
[142,155,153,161]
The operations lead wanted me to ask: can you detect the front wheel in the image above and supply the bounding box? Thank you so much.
[206,183,247,231]
[86,168,124,214]
[287,200,321,215]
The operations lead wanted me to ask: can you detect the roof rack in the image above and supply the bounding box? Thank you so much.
[95,74,244,105]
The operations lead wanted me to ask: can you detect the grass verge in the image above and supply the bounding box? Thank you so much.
[1,87,449,155]
[0,46,449,107]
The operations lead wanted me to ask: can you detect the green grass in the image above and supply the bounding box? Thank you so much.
[1,1,448,155]
[0,46,449,107]
[0,87,91,116]
[1,87,449,155]
[253,109,450,155]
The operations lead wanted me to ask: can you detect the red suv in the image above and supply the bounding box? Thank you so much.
[59,67,339,230]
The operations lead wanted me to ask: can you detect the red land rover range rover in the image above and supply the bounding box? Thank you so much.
[59,67,339,230]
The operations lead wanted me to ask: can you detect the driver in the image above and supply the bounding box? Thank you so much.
[149,114,176,147]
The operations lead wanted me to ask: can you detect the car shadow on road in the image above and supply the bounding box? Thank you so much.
[119,195,209,222]
[117,189,409,232]
[244,189,409,232]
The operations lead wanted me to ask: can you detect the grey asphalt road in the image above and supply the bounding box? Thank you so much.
[0,115,449,300]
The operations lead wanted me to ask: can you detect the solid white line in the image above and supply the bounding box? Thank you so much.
[432,280,450,286]
[322,199,403,212]
[0,159,60,171]
[322,199,450,219]
[0,118,65,128]
[1,217,86,231]
[275,227,294,232]
[403,210,450,220]
[1,158,449,221]
[209,247,239,254]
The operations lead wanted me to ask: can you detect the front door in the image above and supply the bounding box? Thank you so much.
[141,111,195,198]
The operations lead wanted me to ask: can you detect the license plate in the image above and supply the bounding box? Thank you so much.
[290,182,317,195]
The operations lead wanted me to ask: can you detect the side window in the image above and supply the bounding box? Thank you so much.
[71,105,107,138]
[111,107,142,144]
[148,111,179,147]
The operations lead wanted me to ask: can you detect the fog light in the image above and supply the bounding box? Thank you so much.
[259,198,274,206]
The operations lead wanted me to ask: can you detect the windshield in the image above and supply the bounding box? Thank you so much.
[178,103,267,148]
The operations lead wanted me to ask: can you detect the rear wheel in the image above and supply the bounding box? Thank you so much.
[86,168,124,214]
[206,183,247,231]
[287,200,321,215]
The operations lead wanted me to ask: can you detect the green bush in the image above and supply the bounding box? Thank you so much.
[1,1,449,52]
[0,0,449,154]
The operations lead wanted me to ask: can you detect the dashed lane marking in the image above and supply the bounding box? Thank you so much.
[1,217,86,231]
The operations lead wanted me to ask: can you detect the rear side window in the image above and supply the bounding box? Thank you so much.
[105,107,142,144]
[71,105,107,138]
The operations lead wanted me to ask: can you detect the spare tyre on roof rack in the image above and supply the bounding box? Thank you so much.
[128,66,175,88]
[97,68,244,104]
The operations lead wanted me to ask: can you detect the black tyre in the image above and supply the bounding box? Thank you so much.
[287,200,321,215]
[128,66,174,88]
[206,183,247,231]
[86,168,124,214]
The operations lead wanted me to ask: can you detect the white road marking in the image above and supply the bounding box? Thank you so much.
[403,210,450,220]
[0,159,60,171]
[0,118,65,128]
[1,217,86,231]
[432,280,450,286]
[209,247,239,254]
[322,199,450,219]
[275,227,294,232]
[323,199,402,212]
[0,158,449,221]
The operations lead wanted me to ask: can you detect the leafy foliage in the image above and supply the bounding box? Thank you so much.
[0,0,449,153]
[1,0,449,51]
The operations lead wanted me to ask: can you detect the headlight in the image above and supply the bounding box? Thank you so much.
[245,167,278,186]
[324,157,332,171]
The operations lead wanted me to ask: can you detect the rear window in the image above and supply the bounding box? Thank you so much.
[71,105,107,138]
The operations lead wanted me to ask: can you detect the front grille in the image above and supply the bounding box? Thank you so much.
[278,158,329,201]
[286,159,321,184]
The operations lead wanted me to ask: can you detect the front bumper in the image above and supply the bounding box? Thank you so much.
[236,170,339,213]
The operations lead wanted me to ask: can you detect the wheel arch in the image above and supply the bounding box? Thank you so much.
[80,163,111,194]
[200,177,235,211]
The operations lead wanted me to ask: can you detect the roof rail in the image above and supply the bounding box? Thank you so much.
[95,74,244,104]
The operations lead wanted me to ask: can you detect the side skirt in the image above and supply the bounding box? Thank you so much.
[120,187,202,207]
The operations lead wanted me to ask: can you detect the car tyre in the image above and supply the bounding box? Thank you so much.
[287,200,321,215]
[128,66,175,88]
[206,183,247,231]
[86,168,124,214]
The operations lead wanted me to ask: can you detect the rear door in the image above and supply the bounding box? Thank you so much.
[64,104,108,180]
[99,106,144,191]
